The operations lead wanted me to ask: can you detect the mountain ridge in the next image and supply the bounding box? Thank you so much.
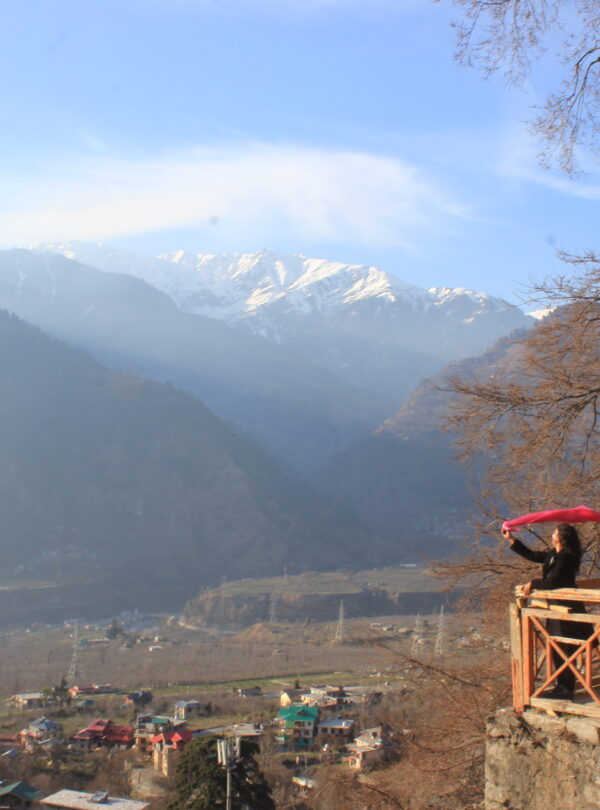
[35,242,533,403]
[0,248,391,472]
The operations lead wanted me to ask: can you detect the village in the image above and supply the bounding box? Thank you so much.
[0,676,400,809]
[0,606,486,810]
[0,588,496,810]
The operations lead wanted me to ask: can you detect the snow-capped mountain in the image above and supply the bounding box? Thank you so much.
[35,242,533,402]
[0,249,392,472]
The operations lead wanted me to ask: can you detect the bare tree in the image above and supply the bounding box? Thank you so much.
[444,0,600,172]
[437,259,600,609]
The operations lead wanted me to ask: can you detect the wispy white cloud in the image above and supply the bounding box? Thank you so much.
[0,142,469,249]
[498,126,600,199]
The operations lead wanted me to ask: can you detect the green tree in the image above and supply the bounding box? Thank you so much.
[42,676,71,707]
[106,618,124,639]
[168,737,275,810]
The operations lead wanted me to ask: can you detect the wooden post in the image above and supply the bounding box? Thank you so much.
[522,613,534,707]
[510,602,524,712]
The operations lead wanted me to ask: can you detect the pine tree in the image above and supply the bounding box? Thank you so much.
[168,737,275,810]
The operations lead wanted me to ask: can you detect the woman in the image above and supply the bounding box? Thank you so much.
[503,523,587,699]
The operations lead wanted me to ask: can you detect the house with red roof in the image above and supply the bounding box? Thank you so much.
[152,728,192,776]
[72,719,134,750]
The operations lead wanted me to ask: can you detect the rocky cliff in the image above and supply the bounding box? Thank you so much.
[180,570,446,629]
[486,707,600,810]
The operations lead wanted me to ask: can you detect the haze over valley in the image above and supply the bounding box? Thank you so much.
[0,244,532,622]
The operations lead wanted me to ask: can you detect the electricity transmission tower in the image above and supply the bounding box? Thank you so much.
[67,622,79,684]
[333,600,345,643]
[434,606,445,657]
[410,613,422,656]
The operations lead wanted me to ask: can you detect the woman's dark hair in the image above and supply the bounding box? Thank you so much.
[556,523,583,567]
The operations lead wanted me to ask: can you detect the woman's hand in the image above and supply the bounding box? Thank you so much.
[523,581,533,597]
[502,529,515,544]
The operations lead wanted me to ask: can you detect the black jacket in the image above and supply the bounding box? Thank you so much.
[510,539,579,591]
[510,538,593,643]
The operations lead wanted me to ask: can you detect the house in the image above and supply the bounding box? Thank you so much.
[0,780,40,808]
[68,684,116,699]
[316,717,354,741]
[225,723,263,740]
[72,719,134,750]
[173,700,206,722]
[280,689,310,707]
[346,744,385,770]
[124,691,152,709]
[234,686,262,698]
[8,693,44,710]
[301,686,351,707]
[346,726,387,770]
[151,728,192,776]
[0,734,20,753]
[351,726,388,747]
[135,715,182,754]
[19,717,61,750]
[38,790,148,809]
[276,706,319,748]
[78,638,110,648]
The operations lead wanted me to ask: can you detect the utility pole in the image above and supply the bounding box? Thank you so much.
[217,736,240,810]
[333,600,345,644]
[434,606,445,657]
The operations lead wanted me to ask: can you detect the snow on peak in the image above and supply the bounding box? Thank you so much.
[32,243,522,335]
[527,307,554,320]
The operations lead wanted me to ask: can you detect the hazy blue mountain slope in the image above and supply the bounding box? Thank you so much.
[0,309,382,619]
[315,333,526,554]
[0,249,392,472]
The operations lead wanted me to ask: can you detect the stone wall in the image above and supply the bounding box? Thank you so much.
[486,707,600,810]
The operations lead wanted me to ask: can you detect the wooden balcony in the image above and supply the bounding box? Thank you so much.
[511,578,600,717]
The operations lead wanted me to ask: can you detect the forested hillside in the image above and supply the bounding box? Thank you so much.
[0,310,380,617]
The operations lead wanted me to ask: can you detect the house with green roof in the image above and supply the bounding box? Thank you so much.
[276,705,319,748]
[0,780,41,808]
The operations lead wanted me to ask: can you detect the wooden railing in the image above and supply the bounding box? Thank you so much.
[511,578,600,716]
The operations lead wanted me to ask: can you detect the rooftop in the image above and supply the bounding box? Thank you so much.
[40,789,149,810]
[0,781,41,801]
[318,717,354,729]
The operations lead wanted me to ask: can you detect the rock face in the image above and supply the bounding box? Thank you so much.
[486,707,600,810]
[181,582,446,630]
[181,589,445,629]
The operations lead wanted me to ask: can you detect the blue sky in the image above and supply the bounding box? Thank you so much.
[1,0,598,302]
